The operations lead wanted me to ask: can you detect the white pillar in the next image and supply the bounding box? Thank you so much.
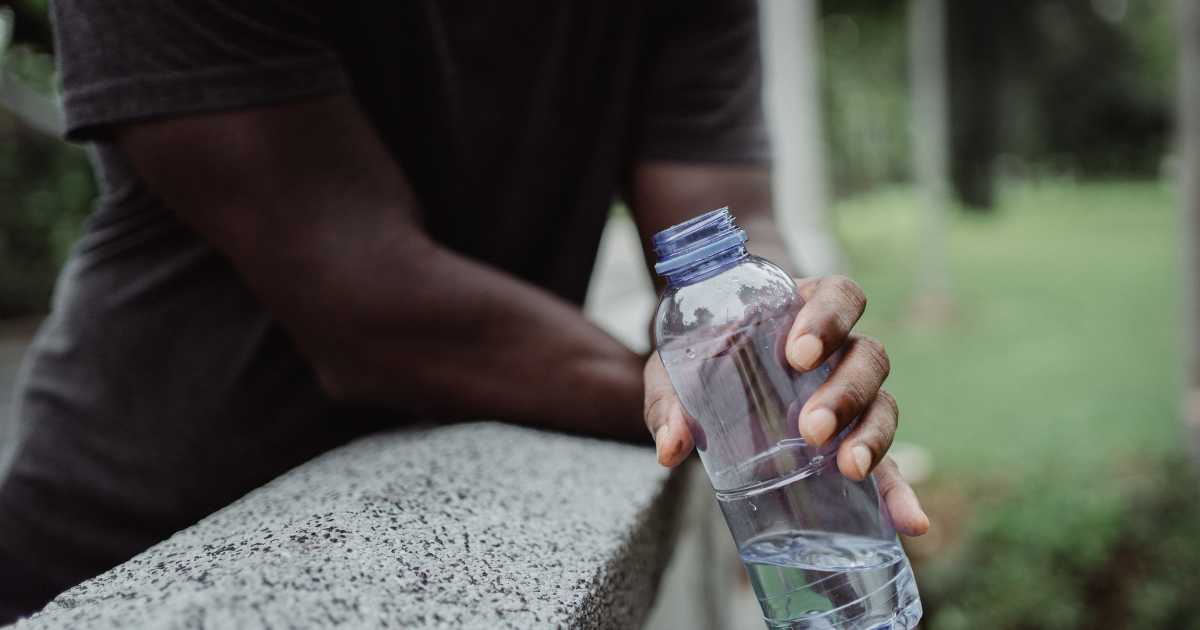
[761,0,845,276]
[1177,0,1200,459]
[907,0,952,312]
[0,8,64,137]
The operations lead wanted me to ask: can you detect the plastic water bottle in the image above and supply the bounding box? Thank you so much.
[652,208,922,630]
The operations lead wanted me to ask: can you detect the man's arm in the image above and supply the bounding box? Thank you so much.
[115,94,645,440]
[628,162,794,282]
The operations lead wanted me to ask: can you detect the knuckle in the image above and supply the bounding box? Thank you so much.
[860,436,885,464]
[315,364,349,402]
[840,379,873,414]
[876,470,899,496]
[877,389,900,421]
[812,276,867,337]
[643,390,672,423]
[833,308,856,337]
[856,336,891,379]
[864,409,896,451]
[873,458,904,494]
[829,275,866,308]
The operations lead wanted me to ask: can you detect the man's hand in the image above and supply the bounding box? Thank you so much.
[642,275,930,537]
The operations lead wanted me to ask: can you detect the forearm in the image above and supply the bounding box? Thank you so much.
[281,229,646,440]
[200,205,645,440]
[630,161,801,283]
[742,211,799,277]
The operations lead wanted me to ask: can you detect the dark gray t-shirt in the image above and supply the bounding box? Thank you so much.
[0,0,768,592]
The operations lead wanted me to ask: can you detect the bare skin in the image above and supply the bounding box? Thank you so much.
[114,93,927,536]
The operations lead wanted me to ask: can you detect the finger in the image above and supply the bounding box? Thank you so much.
[793,276,820,301]
[798,335,890,447]
[786,275,867,372]
[874,457,930,537]
[835,389,898,481]
[643,353,695,467]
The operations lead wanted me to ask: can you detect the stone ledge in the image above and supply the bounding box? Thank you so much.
[11,422,683,629]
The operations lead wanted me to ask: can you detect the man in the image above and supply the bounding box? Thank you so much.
[0,0,928,621]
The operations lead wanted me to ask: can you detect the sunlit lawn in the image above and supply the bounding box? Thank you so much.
[835,179,1179,480]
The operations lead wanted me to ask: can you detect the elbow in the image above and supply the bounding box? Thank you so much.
[311,351,433,416]
[314,360,355,403]
[308,340,402,406]
[306,334,373,404]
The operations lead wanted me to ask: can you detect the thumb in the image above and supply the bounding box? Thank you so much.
[644,352,694,467]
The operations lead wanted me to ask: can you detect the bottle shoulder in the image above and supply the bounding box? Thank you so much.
[654,256,798,347]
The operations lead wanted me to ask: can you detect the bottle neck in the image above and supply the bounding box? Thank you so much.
[653,207,751,288]
[661,245,749,287]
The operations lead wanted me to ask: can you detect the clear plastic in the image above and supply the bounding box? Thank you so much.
[653,213,921,630]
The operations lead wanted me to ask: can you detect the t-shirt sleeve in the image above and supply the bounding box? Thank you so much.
[634,0,771,164]
[50,0,348,141]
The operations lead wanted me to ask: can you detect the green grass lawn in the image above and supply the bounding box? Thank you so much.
[834,179,1179,479]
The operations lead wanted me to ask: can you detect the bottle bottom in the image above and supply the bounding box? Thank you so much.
[740,530,922,630]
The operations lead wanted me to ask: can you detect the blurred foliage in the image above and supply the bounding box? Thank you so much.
[0,7,93,317]
[0,114,94,317]
[819,0,1175,197]
[819,2,911,193]
[920,457,1200,630]
[837,180,1185,628]
[4,40,55,92]
[840,181,1175,475]
[1005,1,1172,178]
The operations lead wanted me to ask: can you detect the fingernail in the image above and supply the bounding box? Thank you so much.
[654,425,670,463]
[851,445,872,479]
[905,507,931,537]
[790,334,823,371]
[800,408,837,446]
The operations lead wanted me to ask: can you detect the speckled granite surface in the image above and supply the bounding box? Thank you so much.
[10,422,683,629]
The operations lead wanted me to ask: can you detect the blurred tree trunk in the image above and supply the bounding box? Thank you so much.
[945,1,1002,211]
[1178,0,1200,464]
[5,1,54,50]
[0,6,61,137]
[761,0,844,276]
[907,0,952,324]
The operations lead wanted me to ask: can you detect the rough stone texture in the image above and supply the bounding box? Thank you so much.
[11,422,683,630]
